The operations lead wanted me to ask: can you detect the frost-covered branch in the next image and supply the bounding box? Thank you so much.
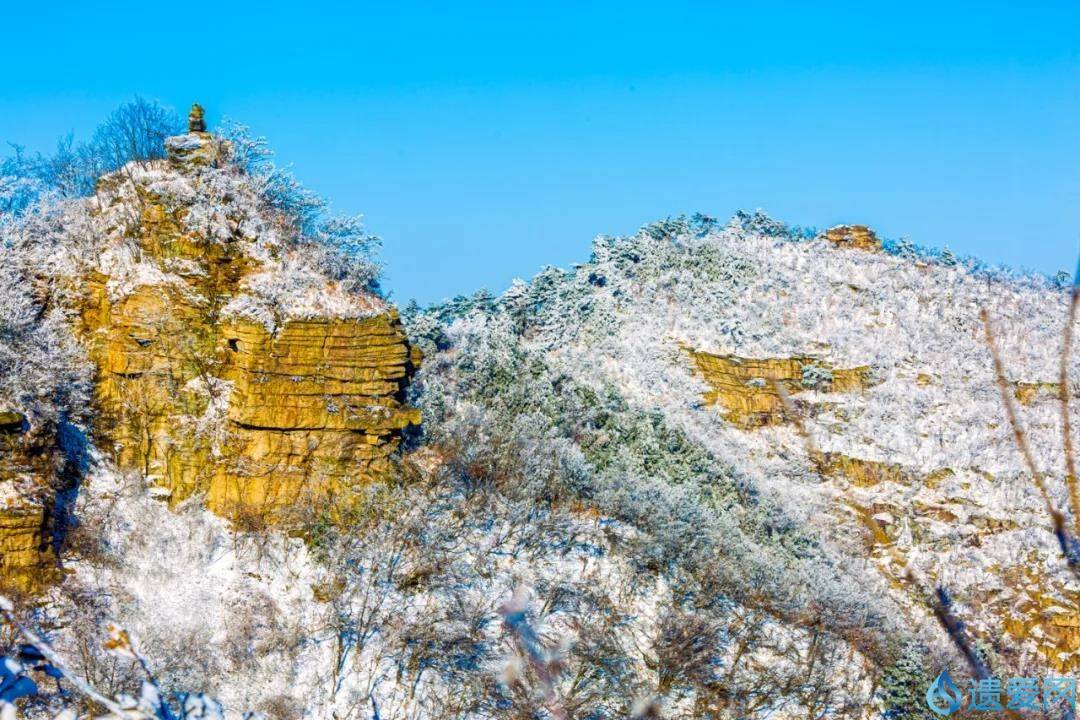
[0,595,127,716]
[1059,266,1080,536]
[0,595,231,720]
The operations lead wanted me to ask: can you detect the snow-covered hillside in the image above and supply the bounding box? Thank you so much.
[403,212,1080,715]
[2,101,1078,720]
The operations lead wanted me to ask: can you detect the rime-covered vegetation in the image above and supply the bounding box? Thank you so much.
[0,102,382,426]
[398,212,1080,716]
[1,101,1078,719]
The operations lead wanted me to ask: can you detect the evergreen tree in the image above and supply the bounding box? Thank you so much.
[881,643,935,720]
[896,237,916,259]
[500,278,530,334]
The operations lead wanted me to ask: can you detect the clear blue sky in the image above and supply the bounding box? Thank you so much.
[2,1,1077,304]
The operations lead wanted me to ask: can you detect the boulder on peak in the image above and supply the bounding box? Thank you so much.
[823,224,881,252]
[188,102,206,132]
[165,103,218,169]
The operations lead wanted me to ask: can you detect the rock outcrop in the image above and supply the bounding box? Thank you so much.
[823,224,881,252]
[1014,381,1060,406]
[77,115,420,524]
[686,348,873,428]
[814,452,913,488]
[188,103,207,133]
[0,413,57,593]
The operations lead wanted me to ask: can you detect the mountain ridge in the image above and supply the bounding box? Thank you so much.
[0,105,1076,718]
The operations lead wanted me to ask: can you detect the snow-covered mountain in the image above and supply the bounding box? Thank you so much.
[398,212,1080,714]
[1,104,1077,719]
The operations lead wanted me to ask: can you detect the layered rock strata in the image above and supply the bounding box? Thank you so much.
[686,348,872,428]
[77,125,419,523]
[0,413,57,593]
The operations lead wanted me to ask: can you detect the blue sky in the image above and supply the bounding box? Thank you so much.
[2,1,1077,304]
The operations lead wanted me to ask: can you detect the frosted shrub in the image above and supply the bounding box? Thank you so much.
[88,98,183,180]
[307,215,383,295]
[401,301,449,357]
[214,120,385,302]
[880,642,936,720]
[0,259,90,426]
[894,236,916,259]
[217,120,324,238]
[215,120,271,174]
[800,363,834,389]
[0,158,45,217]
[730,209,792,238]
[0,99,182,206]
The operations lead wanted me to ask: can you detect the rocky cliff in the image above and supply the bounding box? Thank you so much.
[686,348,873,427]
[74,123,419,524]
[0,412,57,593]
[0,111,421,596]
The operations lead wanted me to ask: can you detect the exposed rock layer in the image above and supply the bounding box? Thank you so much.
[814,452,913,488]
[686,348,873,428]
[0,414,57,593]
[823,224,881,252]
[1014,381,1060,406]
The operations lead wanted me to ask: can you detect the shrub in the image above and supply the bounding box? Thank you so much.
[880,642,936,720]
[0,98,182,206]
[800,363,834,390]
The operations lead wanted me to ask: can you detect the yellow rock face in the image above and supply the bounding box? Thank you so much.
[824,225,881,252]
[78,171,419,525]
[1014,381,1060,406]
[0,510,54,594]
[0,416,57,593]
[813,452,913,488]
[994,562,1080,672]
[163,132,220,169]
[686,348,873,428]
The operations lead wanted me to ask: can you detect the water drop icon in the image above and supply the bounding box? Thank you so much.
[926,669,964,716]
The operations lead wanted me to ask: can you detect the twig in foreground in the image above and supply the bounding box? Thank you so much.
[1059,271,1080,537]
[981,308,1080,575]
[0,595,128,717]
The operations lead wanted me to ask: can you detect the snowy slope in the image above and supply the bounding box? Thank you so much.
[426,212,1080,680]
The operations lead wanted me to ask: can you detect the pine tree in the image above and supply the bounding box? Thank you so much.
[881,643,935,720]
[500,278,530,334]
[896,237,915,259]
